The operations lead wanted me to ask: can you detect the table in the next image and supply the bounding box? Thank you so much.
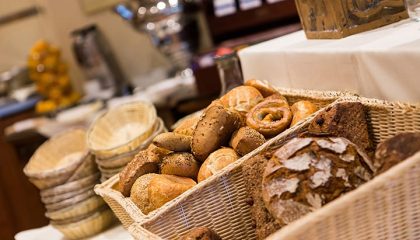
[239,19,420,103]
[15,224,132,240]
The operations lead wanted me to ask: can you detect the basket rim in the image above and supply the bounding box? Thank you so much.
[86,101,157,153]
[23,127,89,179]
[266,151,420,240]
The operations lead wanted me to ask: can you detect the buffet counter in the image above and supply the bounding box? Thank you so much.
[239,19,420,103]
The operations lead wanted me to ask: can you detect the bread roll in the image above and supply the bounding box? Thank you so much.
[246,94,292,137]
[197,148,239,182]
[374,132,420,175]
[146,144,171,160]
[192,103,242,161]
[180,227,222,240]
[230,127,266,156]
[290,100,318,127]
[173,114,200,136]
[244,79,277,97]
[220,86,263,114]
[153,132,192,152]
[130,173,157,214]
[160,152,200,179]
[149,175,196,211]
[119,150,161,197]
[262,137,374,225]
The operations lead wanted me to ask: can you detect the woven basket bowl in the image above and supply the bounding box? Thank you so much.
[45,189,96,212]
[40,173,100,198]
[94,88,351,229]
[51,208,115,240]
[46,195,105,221]
[95,118,166,169]
[130,96,420,240]
[87,101,157,159]
[24,128,89,190]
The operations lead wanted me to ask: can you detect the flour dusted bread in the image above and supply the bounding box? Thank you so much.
[197,148,239,182]
[374,132,420,175]
[220,86,264,114]
[160,152,200,179]
[192,103,242,161]
[180,227,222,240]
[118,150,161,197]
[230,127,266,156]
[130,174,196,214]
[262,137,374,225]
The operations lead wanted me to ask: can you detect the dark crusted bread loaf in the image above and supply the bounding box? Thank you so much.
[242,154,282,240]
[262,137,374,226]
[307,102,374,155]
[179,226,222,240]
[374,132,420,175]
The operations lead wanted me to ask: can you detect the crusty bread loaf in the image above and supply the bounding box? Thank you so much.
[374,132,420,175]
[230,127,266,156]
[192,103,242,161]
[160,152,200,179]
[153,132,192,152]
[119,150,161,197]
[197,148,239,182]
[262,137,374,226]
[220,86,264,114]
[180,226,222,240]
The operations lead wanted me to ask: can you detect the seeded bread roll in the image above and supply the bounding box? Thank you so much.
[130,173,157,214]
[160,152,200,179]
[262,137,374,225]
[118,150,161,197]
[197,148,239,182]
[244,79,277,98]
[180,227,222,240]
[173,114,200,136]
[230,127,266,156]
[192,103,242,161]
[220,86,264,115]
[290,100,318,127]
[153,132,192,152]
[374,132,420,175]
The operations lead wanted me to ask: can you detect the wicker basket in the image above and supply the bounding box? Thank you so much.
[130,96,420,240]
[94,88,350,230]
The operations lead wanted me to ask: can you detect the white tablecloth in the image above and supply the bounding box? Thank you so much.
[14,224,132,240]
[239,20,420,103]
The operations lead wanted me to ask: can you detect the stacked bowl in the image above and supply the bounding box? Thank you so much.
[87,101,165,182]
[24,128,114,239]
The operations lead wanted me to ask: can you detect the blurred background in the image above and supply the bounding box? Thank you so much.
[0,0,301,238]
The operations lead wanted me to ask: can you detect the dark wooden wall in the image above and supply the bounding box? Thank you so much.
[0,111,48,240]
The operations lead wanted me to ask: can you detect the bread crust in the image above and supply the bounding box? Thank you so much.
[160,152,200,179]
[230,127,266,156]
[290,100,318,127]
[197,148,239,182]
